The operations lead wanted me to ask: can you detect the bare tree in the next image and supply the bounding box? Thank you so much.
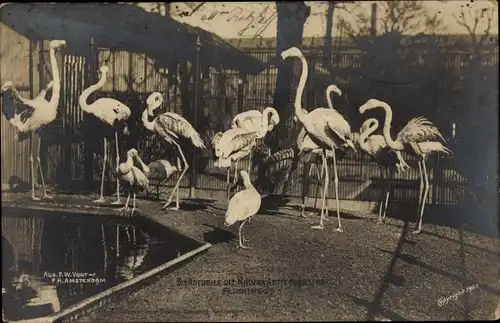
[452,2,496,54]
[339,1,443,37]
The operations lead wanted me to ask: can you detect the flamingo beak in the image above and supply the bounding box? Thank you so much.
[359,105,367,114]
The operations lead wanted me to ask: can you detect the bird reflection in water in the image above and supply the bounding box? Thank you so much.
[115,224,150,281]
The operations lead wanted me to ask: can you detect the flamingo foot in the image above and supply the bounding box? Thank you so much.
[236,243,250,249]
[168,206,180,211]
[32,196,41,201]
[161,201,173,209]
[411,229,421,235]
[335,226,344,233]
[41,193,52,199]
[93,197,106,204]
[110,199,122,205]
[310,224,324,230]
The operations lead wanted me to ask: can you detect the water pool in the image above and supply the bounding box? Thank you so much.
[1,206,203,321]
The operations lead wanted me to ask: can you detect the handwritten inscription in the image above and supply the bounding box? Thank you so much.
[177,276,328,295]
[437,283,479,306]
[199,6,277,38]
[43,271,106,284]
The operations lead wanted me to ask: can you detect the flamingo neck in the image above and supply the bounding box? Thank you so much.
[141,107,156,131]
[48,47,61,108]
[78,72,107,113]
[293,55,308,123]
[359,122,378,152]
[379,103,404,150]
[326,88,333,109]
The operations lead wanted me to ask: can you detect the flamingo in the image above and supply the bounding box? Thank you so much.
[116,149,150,217]
[211,113,271,203]
[358,118,408,223]
[359,98,452,234]
[224,170,261,249]
[79,65,132,204]
[282,47,356,232]
[144,158,181,202]
[293,84,356,219]
[0,40,66,200]
[142,92,206,210]
[231,107,280,174]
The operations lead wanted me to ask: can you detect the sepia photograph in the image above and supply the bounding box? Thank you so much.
[0,1,498,322]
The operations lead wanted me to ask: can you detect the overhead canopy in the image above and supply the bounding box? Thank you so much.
[1,3,266,75]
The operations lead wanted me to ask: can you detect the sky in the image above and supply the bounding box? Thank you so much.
[138,1,499,39]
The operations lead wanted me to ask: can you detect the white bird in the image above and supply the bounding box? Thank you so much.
[224,170,261,249]
[282,47,356,232]
[116,149,150,217]
[142,92,206,210]
[0,40,66,200]
[211,113,271,202]
[294,84,356,219]
[79,65,132,205]
[359,98,452,234]
[231,107,280,173]
[231,107,280,134]
[358,118,408,223]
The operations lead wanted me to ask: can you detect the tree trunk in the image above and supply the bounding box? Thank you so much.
[265,2,310,153]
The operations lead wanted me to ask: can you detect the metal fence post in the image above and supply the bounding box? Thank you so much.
[189,36,202,198]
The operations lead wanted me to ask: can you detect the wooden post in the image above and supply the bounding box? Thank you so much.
[83,37,98,188]
[370,3,377,38]
[189,36,202,198]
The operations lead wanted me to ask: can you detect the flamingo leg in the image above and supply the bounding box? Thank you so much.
[332,147,343,232]
[247,150,252,174]
[34,136,52,199]
[93,138,107,203]
[162,141,187,210]
[233,159,240,194]
[226,167,231,204]
[413,158,429,234]
[311,151,328,230]
[111,132,122,205]
[29,134,40,201]
[118,193,131,216]
[236,219,250,249]
[382,167,392,222]
[116,224,120,258]
[300,161,313,218]
[377,165,385,223]
[413,160,424,234]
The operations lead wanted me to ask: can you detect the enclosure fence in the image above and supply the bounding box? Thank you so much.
[2,39,497,206]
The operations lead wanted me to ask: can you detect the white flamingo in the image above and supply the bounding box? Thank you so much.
[116,149,150,217]
[231,107,280,173]
[282,47,356,232]
[211,114,271,202]
[224,170,261,249]
[0,40,66,200]
[79,65,132,204]
[142,92,206,210]
[294,84,355,219]
[359,98,452,234]
[358,118,408,223]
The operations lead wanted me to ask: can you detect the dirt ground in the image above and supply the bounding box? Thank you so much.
[2,192,499,321]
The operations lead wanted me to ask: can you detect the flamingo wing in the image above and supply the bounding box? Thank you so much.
[1,90,36,123]
[155,112,205,148]
[396,117,446,144]
[224,131,258,158]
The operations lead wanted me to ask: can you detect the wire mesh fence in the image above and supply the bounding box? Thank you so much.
[3,40,494,206]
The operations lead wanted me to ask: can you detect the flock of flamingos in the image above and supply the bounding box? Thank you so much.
[1,40,452,249]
